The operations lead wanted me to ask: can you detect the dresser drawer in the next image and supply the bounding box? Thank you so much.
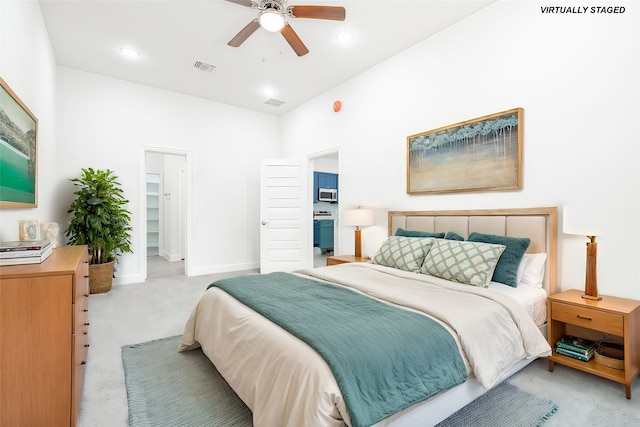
[551,301,623,335]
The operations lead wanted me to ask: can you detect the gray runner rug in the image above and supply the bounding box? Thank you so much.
[122,335,558,427]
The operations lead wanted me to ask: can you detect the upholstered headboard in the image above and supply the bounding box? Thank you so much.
[388,207,557,294]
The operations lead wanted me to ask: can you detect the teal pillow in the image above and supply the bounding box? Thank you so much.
[395,228,445,238]
[444,231,464,241]
[467,232,531,287]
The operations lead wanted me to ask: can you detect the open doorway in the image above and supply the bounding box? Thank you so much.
[141,147,191,280]
[309,149,340,268]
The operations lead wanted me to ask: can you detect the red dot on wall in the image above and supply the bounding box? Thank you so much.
[333,100,342,112]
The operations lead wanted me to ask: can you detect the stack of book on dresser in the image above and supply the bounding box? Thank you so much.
[0,240,53,266]
[556,335,596,362]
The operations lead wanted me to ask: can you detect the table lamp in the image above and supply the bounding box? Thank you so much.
[343,206,374,258]
[563,206,601,300]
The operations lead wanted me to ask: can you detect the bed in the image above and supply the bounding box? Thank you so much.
[179,207,557,427]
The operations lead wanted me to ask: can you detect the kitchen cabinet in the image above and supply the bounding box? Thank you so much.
[313,172,339,203]
[313,219,334,251]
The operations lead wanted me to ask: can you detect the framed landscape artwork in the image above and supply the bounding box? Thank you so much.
[407,108,523,194]
[0,77,38,208]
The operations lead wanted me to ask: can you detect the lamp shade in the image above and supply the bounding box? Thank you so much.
[563,205,599,236]
[343,208,374,227]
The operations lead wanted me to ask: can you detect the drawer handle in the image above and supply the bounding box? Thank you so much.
[577,314,592,321]
[84,275,89,278]
[81,361,86,365]
[85,344,90,348]
[83,309,89,312]
[85,322,90,326]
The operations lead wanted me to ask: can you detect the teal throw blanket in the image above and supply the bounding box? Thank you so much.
[209,272,466,427]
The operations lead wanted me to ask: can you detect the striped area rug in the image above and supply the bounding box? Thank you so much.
[122,336,252,427]
[122,335,557,427]
[435,381,558,427]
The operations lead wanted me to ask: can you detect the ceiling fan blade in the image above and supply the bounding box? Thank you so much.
[281,24,309,57]
[225,0,256,8]
[228,19,261,47]
[290,5,346,21]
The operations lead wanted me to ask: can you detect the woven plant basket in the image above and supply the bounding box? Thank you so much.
[595,343,624,370]
[89,261,115,294]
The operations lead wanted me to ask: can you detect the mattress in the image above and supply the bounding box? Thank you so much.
[179,262,551,427]
[487,281,548,327]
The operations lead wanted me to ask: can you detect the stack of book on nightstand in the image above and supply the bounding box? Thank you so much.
[556,335,596,362]
[0,240,53,266]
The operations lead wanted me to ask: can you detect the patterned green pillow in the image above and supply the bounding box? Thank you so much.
[467,232,531,287]
[420,239,506,287]
[371,236,434,272]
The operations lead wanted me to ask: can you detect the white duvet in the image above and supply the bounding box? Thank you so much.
[179,263,551,427]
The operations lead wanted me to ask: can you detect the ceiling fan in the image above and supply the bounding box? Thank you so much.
[225,0,346,57]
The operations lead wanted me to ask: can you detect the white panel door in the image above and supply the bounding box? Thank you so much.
[260,159,309,274]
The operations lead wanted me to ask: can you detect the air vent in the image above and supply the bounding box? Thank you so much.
[193,61,216,72]
[264,98,285,107]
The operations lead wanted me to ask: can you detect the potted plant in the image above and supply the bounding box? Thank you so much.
[65,168,133,294]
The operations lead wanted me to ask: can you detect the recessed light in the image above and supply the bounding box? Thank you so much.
[263,87,275,97]
[336,31,354,42]
[120,47,140,58]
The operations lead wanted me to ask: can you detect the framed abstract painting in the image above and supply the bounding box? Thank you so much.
[407,108,523,194]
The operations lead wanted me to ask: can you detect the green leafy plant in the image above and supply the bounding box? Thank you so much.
[66,168,133,265]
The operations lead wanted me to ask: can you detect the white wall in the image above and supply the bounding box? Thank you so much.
[280,1,640,299]
[3,1,639,299]
[2,3,280,284]
[54,68,281,283]
[313,156,338,174]
[0,1,59,239]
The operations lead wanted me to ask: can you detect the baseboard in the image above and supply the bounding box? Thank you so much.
[190,261,260,276]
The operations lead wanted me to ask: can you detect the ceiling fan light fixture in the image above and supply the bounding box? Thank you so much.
[259,9,285,32]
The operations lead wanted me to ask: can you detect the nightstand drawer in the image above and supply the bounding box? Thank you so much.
[551,301,623,335]
[326,255,371,266]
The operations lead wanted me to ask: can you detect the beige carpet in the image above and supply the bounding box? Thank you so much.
[78,269,640,427]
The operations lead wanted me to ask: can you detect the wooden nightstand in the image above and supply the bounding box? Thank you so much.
[326,255,371,266]
[547,289,640,399]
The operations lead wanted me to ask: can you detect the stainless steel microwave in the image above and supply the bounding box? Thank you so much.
[318,188,337,202]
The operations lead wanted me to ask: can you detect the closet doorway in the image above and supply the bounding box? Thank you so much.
[142,148,191,280]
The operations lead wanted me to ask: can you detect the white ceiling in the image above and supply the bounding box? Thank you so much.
[39,0,495,115]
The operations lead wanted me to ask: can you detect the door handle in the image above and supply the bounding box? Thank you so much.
[261,221,269,225]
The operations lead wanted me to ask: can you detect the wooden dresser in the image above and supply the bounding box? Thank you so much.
[0,245,89,426]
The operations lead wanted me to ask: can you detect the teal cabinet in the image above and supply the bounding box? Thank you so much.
[313,172,339,203]
[314,219,334,250]
[313,220,320,246]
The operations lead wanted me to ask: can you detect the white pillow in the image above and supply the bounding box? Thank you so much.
[517,253,547,288]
